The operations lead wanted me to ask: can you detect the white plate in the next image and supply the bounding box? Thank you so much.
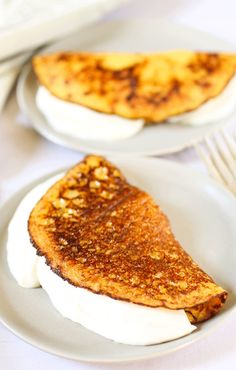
[0,157,236,362]
[17,19,236,156]
[0,0,126,60]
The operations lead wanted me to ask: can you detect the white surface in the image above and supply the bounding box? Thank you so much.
[7,173,194,346]
[17,20,236,156]
[0,0,236,369]
[36,87,144,141]
[0,0,107,29]
[0,51,32,113]
[0,66,19,111]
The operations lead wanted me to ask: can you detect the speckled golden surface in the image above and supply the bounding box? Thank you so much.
[28,155,227,323]
[32,51,236,123]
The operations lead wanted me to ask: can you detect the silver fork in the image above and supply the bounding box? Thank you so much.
[195,129,236,195]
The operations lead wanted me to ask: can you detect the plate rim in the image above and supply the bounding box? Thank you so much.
[1,157,236,363]
[16,18,236,157]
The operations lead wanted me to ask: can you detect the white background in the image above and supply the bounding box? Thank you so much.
[0,0,236,369]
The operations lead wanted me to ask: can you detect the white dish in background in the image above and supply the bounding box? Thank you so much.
[0,0,127,61]
[0,157,236,362]
[17,19,236,156]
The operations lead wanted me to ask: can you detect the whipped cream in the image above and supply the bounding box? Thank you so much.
[7,174,62,288]
[169,73,236,126]
[36,87,144,141]
[7,175,195,345]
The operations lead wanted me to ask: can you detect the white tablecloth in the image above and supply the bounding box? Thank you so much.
[0,0,236,368]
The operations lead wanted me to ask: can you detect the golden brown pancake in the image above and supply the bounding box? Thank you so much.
[32,51,236,123]
[28,155,227,323]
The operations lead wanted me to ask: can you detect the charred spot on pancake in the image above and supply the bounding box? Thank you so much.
[195,79,212,88]
[56,53,69,62]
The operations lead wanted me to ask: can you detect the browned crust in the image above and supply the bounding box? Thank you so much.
[32,51,236,123]
[186,292,228,323]
[28,155,227,323]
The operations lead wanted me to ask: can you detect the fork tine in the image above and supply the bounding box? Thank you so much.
[213,132,236,179]
[221,129,236,159]
[195,144,225,186]
[205,137,235,187]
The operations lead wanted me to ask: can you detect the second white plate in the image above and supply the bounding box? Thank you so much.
[0,157,236,362]
[17,19,236,156]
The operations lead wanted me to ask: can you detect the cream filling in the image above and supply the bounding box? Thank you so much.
[168,73,236,126]
[7,175,195,345]
[36,87,144,141]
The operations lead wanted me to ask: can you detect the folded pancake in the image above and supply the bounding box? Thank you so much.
[32,51,236,123]
[28,155,227,323]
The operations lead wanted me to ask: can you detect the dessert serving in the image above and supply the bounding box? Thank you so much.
[7,155,227,345]
[32,51,236,140]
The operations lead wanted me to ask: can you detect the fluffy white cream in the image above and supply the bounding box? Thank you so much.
[7,176,195,345]
[7,174,63,288]
[36,87,144,141]
[168,73,236,126]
